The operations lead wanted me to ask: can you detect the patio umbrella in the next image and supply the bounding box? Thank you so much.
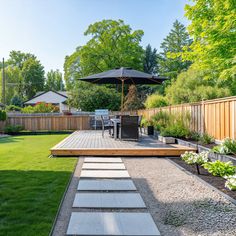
[79,67,167,109]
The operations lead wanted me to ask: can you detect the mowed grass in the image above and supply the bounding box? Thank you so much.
[0,135,77,236]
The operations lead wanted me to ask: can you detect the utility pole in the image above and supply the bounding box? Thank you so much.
[2,58,6,105]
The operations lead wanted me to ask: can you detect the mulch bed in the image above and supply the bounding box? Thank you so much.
[171,157,236,201]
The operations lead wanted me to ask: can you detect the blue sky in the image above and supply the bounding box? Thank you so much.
[0,0,190,73]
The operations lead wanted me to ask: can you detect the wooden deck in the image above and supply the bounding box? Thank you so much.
[51,130,196,156]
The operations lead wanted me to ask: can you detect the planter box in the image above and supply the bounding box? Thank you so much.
[176,138,236,165]
[153,130,160,138]
[158,135,175,144]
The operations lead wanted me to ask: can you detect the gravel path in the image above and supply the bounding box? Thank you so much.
[123,157,236,236]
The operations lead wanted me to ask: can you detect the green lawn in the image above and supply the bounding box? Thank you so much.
[0,135,77,236]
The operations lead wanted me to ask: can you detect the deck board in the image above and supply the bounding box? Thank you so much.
[51,130,196,156]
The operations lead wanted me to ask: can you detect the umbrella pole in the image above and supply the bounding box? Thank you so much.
[121,79,124,112]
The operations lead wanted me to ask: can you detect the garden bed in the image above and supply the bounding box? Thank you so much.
[171,157,236,201]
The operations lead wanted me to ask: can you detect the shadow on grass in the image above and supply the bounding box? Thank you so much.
[0,136,24,144]
[0,169,72,236]
[132,177,236,236]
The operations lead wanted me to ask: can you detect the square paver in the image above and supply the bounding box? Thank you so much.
[77,179,136,191]
[66,212,160,235]
[73,192,146,208]
[80,170,130,178]
[84,157,122,163]
[82,163,126,170]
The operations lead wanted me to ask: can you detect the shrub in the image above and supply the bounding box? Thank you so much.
[189,131,201,141]
[151,111,170,131]
[212,138,236,155]
[144,94,169,108]
[21,102,59,113]
[0,110,7,121]
[181,151,209,165]
[4,125,23,134]
[160,123,190,138]
[203,160,236,177]
[225,175,236,191]
[6,105,22,112]
[199,133,214,145]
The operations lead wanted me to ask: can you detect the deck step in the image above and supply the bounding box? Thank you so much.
[77,179,136,191]
[84,157,123,163]
[66,212,160,235]
[73,192,146,209]
[82,163,126,170]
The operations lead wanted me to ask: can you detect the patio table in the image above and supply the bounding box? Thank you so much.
[110,118,120,140]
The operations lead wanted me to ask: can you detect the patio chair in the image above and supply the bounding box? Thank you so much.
[101,115,113,138]
[119,115,139,141]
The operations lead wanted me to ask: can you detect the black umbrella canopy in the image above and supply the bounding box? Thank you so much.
[79,67,167,84]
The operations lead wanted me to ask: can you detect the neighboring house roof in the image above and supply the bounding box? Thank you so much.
[24,91,68,105]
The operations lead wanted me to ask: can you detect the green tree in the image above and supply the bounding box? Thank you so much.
[158,20,192,80]
[45,69,64,91]
[143,44,158,74]
[21,57,45,99]
[165,66,231,104]
[10,94,23,107]
[69,82,120,111]
[183,0,236,86]
[64,19,144,89]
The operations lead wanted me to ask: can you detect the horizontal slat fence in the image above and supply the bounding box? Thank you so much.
[137,96,236,141]
[0,115,91,131]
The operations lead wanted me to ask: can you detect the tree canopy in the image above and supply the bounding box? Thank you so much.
[45,69,64,91]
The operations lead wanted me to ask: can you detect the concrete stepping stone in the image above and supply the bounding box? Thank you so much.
[66,212,160,235]
[77,179,136,191]
[80,170,130,178]
[73,192,146,208]
[84,157,122,163]
[82,163,126,170]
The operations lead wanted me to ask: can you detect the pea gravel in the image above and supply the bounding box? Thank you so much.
[123,157,236,236]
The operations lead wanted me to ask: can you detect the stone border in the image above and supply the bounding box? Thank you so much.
[176,138,236,165]
[167,158,236,206]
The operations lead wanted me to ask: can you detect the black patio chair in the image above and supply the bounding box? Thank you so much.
[119,115,139,141]
[101,115,113,138]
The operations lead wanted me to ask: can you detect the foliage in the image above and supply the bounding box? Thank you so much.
[0,110,7,121]
[151,111,170,131]
[158,20,192,81]
[0,51,45,103]
[21,57,45,99]
[165,66,231,104]
[189,131,201,141]
[21,102,59,113]
[143,44,158,75]
[225,175,236,191]
[140,117,153,127]
[203,160,236,177]
[181,151,209,165]
[6,105,22,112]
[11,94,23,107]
[69,83,121,111]
[64,19,144,89]
[199,133,214,145]
[0,135,76,235]
[4,125,23,134]
[123,85,144,111]
[212,138,236,155]
[159,112,191,138]
[183,0,236,86]
[144,94,169,108]
[44,69,64,91]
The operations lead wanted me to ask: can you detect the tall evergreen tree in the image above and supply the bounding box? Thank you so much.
[143,44,158,74]
[158,20,192,80]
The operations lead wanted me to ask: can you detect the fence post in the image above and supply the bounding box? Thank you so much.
[201,100,205,134]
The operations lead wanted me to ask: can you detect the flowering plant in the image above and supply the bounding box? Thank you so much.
[181,151,209,165]
[225,175,236,191]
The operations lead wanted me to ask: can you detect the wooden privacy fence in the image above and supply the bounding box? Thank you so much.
[137,96,236,141]
[0,114,91,131]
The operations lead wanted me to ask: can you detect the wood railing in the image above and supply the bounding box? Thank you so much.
[137,96,236,141]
